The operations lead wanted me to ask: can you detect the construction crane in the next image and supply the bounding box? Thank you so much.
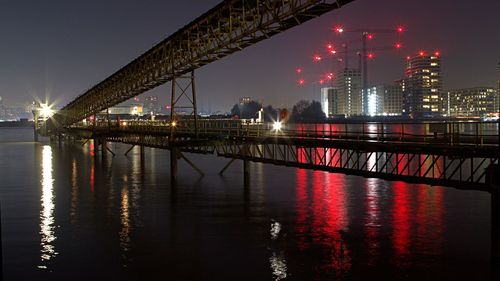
[332,25,405,114]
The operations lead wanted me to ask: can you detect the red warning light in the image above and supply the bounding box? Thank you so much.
[298,79,305,86]
[325,72,334,80]
[319,80,324,85]
[434,51,440,57]
[394,42,402,49]
[406,56,411,60]
[419,51,425,56]
[329,50,337,55]
[367,33,374,40]
[296,67,303,74]
[334,26,344,34]
[327,43,334,50]
[313,55,322,62]
[367,52,375,59]
[397,26,404,33]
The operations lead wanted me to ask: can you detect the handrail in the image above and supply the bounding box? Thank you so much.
[67,120,499,147]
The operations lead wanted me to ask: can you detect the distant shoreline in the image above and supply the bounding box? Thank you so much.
[0,121,34,128]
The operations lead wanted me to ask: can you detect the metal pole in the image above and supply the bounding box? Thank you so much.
[362,32,368,115]
[191,70,199,138]
[170,68,176,140]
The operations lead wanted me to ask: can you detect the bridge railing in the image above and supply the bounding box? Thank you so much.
[70,119,499,146]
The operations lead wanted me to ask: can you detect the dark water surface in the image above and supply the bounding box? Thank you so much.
[0,128,492,280]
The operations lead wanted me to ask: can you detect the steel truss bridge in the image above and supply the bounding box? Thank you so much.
[38,0,500,264]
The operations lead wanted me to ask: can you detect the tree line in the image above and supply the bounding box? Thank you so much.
[230,100,325,123]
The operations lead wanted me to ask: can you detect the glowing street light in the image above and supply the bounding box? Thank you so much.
[39,103,54,119]
[273,121,282,131]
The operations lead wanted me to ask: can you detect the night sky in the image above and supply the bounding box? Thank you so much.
[0,0,499,112]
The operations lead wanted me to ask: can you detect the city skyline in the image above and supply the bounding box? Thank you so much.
[0,0,499,112]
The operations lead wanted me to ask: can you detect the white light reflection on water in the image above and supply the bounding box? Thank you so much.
[39,145,58,268]
[269,252,287,281]
[120,187,131,260]
[269,220,287,280]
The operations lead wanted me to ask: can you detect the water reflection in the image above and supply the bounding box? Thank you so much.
[39,145,58,268]
[269,252,287,281]
[120,187,131,261]
[70,159,78,224]
[365,178,381,266]
[269,221,287,280]
[392,182,411,261]
[295,170,351,277]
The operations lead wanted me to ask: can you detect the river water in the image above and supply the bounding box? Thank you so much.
[0,127,493,280]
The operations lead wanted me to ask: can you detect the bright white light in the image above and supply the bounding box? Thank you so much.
[171,121,177,127]
[273,121,282,131]
[40,104,54,118]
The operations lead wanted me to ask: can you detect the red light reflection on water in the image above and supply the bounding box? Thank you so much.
[415,186,444,255]
[392,181,411,258]
[364,178,381,265]
[295,169,351,274]
[295,169,308,251]
[90,164,95,193]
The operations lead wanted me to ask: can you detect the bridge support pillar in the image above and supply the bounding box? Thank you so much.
[101,138,107,159]
[140,145,145,159]
[170,147,178,185]
[33,127,39,142]
[243,160,250,186]
[93,138,99,158]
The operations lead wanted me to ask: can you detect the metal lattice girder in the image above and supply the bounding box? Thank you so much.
[213,137,500,191]
[51,0,355,129]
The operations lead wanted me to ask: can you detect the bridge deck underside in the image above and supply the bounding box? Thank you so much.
[51,0,354,128]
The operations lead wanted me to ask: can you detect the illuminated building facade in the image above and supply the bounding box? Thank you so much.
[444,87,499,117]
[320,87,338,117]
[403,52,442,117]
[335,68,362,116]
[365,84,403,116]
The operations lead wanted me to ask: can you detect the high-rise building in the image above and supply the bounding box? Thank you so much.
[444,87,499,117]
[403,52,442,117]
[335,68,362,116]
[365,84,403,116]
[144,96,160,115]
[320,87,338,117]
